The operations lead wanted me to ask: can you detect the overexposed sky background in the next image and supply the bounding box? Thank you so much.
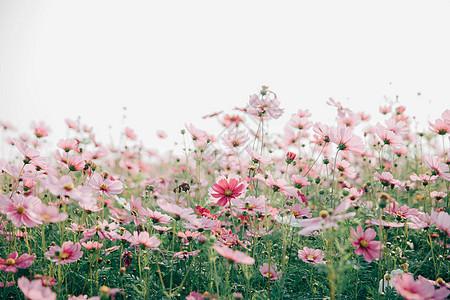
[0,0,449,154]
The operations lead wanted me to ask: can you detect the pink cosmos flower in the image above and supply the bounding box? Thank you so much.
[350,226,382,263]
[289,204,312,219]
[35,204,68,223]
[131,231,160,248]
[17,276,56,300]
[221,114,244,128]
[290,114,312,131]
[374,171,402,187]
[233,195,267,216]
[67,155,85,172]
[14,139,42,165]
[410,173,438,184]
[156,130,167,139]
[156,199,195,221]
[178,230,201,240]
[0,194,42,227]
[0,252,36,273]
[392,273,450,300]
[125,127,137,140]
[45,241,83,265]
[291,175,310,189]
[430,118,450,135]
[209,174,247,206]
[254,172,297,198]
[313,122,332,143]
[375,124,403,148]
[32,121,49,138]
[435,211,450,236]
[297,200,356,236]
[173,249,201,260]
[57,139,79,152]
[246,92,284,120]
[384,203,419,220]
[146,209,172,224]
[222,130,249,149]
[259,263,282,280]
[298,247,325,264]
[330,125,365,154]
[379,105,391,115]
[246,147,272,164]
[425,155,450,181]
[89,173,123,197]
[82,241,103,250]
[213,244,255,265]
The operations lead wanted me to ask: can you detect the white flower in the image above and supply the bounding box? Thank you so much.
[273,214,302,227]
[379,269,404,294]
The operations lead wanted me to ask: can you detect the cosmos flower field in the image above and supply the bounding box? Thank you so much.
[0,87,449,299]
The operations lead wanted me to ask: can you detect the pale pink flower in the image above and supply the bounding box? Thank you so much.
[425,155,450,181]
[246,147,272,164]
[223,130,249,148]
[213,244,255,265]
[392,273,450,300]
[374,171,402,187]
[67,155,86,172]
[410,173,438,184]
[178,230,201,240]
[289,204,312,219]
[57,139,79,152]
[298,247,325,264]
[297,200,356,236]
[435,211,450,236]
[255,172,297,197]
[376,124,403,148]
[173,249,201,259]
[0,194,42,227]
[290,114,312,131]
[350,226,382,263]
[246,92,284,120]
[65,119,79,131]
[31,121,49,138]
[313,122,332,143]
[384,203,419,220]
[430,118,450,135]
[17,276,56,300]
[131,231,160,248]
[330,125,365,154]
[0,252,35,273]
[291,175,310,189]
[146,209,171,224]
[259,263,281,280]
[125,127,137,140]
[156,199,195,221]
[156,130,167,139]
[233,195,267,216]
[45,241,83,265]
[82,241,103,250]
[14,139,41,165]
[35,204,68,223]
[89,173,123,197]
[379,105,391,115]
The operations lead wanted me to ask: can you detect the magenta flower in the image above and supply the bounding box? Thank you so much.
[213,244,255,265]
[350,226,382,263]
[298,247,325,264]
[45,241,83,265]
[209,174,247,207]
[0,194,42,228]
[17,276,56,300]
[89,173,123,197]
[0,252,36,273]
[259,263,282,280]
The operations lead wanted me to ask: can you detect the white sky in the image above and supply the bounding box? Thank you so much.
[0,1,449,154]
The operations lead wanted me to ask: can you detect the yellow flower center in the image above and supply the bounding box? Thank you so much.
[42,214,51,220]
[319,210,329,218]
[60,253,69,259]
[100,184,108,191]
[224,189,232,196]
[6,258,15,265]
[95,225,103,230]
[359,240,369,248]
[17,206,25,214]
[247,204,254,210]
[64,183,74,191]
[265,272,274,278]
[307,254,315,260]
